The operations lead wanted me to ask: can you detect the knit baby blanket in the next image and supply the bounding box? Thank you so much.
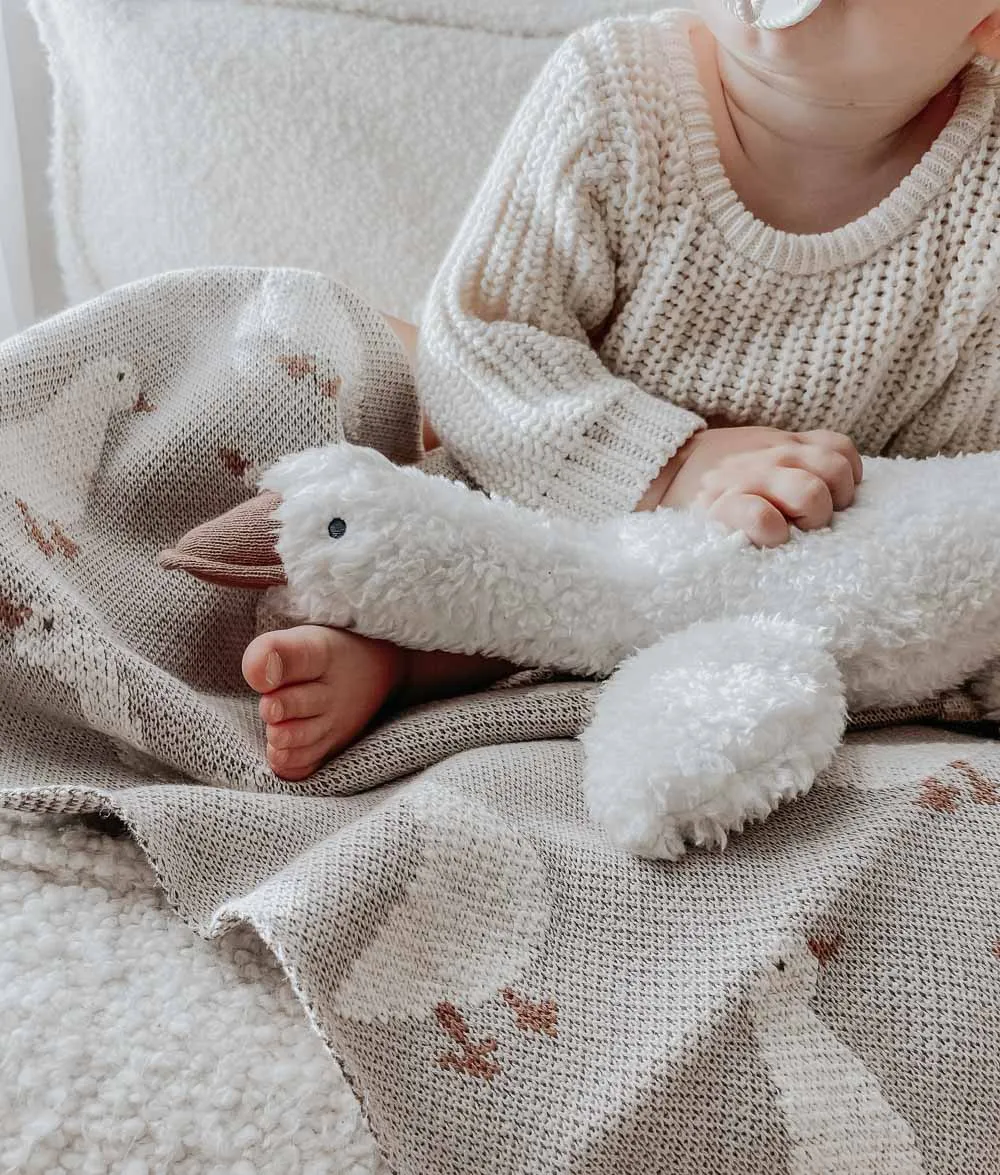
[2,268,999,1174]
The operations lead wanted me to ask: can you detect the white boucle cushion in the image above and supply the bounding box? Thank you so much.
[0,811,385,1174]
[31,0,669,322]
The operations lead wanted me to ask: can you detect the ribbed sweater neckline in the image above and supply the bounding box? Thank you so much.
[663,13,997,276]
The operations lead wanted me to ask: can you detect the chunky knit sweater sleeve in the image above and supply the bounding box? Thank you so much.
[416,28,705,519]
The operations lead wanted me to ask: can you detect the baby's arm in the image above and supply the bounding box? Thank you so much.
[393,298,861,547]
[417,31,704,521]
[417,29,859,538]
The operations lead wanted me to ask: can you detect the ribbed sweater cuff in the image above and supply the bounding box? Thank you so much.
[542,392,705,520]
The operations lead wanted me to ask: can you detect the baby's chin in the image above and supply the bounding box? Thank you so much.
[691,0,876,91]
[690,3,830,78]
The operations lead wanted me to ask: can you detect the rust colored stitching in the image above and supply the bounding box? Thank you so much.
[49,522,79,560]
[319,374,343,398]
[0,596,31,630]
[436,1002,472,1045]
[993,941,1000,960]
[807,935,843,967]
[16,501,79,560]
[435,1002,500,1082]
[277,354,316,379]
[16,499,56,557]
[501,988,559,1038]
[132,390,157,413]
[915,777,961,813]
[952,760,1000,806]
[219,447,251,479]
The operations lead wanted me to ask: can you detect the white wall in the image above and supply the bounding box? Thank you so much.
[3,0,62,322]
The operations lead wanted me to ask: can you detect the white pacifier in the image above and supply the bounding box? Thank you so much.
[726,0,825,29]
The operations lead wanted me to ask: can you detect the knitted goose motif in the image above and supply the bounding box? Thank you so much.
[748,941,926,1172]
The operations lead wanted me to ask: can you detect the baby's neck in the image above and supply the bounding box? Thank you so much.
[692,25,963,235]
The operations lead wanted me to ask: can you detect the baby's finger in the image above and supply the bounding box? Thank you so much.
[707,491,791,548]
[755,467,835,531]
[795,429,864,484]
[778,444,857,511]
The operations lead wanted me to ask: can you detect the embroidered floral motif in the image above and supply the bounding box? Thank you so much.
[915,777,961,813]
[277,354,317,380]
[435,1002,500,1082]
[49,521,79,559]
[915,760,1000,811]
[0,595,31,631]
[952,760,1000,806]
[16,500,79,561]
[17,498,54,556]
[219,447,252,480]
[807,936,843,967]
[278,354,342,399]
[501,988,559,1038]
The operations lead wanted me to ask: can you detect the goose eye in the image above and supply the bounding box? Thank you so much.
[328,517,347,540]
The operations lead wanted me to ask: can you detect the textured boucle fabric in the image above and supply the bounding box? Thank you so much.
[0,809,386,1174]
[419,9,1000,519]
[26,0,671,322]
[3,269,1000,1173]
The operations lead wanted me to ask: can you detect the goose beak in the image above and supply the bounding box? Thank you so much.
[158,491,287,589]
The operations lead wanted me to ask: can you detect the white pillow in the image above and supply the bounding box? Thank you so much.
[31,0,670,322]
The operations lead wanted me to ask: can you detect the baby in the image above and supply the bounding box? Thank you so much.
[242,0,1000,780]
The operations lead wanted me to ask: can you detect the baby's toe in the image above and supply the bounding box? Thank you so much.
[242,633,281,693]
[268,740,332,781]
[259,681,335,725]
[243,625,340,693]
[266,713,337,751]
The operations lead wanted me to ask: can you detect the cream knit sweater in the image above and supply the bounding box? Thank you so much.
[417,10,1000,521]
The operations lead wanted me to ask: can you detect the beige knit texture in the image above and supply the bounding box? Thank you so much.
[3,269,1000,1173]
[419,10,1000,519]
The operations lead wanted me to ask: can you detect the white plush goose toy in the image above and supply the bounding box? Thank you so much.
[164,442,1000,860]
[246,443,1000,859]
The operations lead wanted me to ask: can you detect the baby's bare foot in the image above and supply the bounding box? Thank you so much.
[242,625,406,780]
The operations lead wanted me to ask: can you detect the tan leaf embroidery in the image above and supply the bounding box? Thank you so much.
[501,988,559,1038]
[49,521,79,559]
[277,354,317,380]
[807,935,843,967]
[435,1002,500,1082]
[915,778,961,813]
[0,595,32,631]
[219,447,252,480]
[952,760,1000,806]
[16,500,78,560]
[17,499,55,556]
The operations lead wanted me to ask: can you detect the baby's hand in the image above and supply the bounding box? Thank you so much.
[643,426,862,548]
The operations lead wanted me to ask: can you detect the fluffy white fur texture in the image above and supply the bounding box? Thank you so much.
[264,444,1000,859]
